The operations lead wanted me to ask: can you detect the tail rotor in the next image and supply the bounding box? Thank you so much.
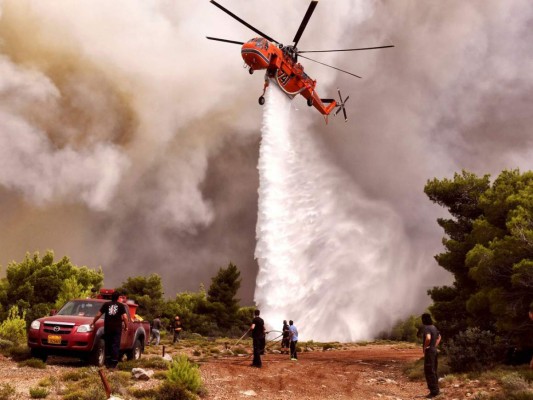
[334,88,350,122]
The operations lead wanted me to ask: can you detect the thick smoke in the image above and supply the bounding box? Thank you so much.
[1,0,533,336]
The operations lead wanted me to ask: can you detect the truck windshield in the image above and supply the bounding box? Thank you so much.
[57,301,101,317]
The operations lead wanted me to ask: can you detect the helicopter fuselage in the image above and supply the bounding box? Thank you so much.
[241,37,337,116]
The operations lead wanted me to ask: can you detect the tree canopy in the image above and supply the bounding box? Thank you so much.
[116,273,165,321]
[425,169,533,346]
[207,262,242,331]
[0,252,251,337]
[0,251,103,324]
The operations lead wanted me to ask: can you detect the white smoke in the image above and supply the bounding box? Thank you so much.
[255,86,421,341]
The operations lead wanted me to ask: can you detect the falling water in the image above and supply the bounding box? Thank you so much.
[254,85,414,342]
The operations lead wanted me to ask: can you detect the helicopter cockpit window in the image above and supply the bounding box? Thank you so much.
[255,38,268,50]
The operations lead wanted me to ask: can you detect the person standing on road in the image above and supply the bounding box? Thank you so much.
[173,315,182,343]
[150,316,162,345]
[90,291,129,368]
[421,313,441,398]
[281,320,290,354]
[250,309,265,368]
[289,320,298,361]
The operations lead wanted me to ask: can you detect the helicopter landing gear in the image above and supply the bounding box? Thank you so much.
[258,75,270,106]
[307,97,313,107]
[249,68,254,75]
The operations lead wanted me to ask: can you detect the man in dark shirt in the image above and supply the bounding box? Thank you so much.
[281,320,290,354]
[150,316,162,345]
[421,313,441,398]
[91,291,129,368]
[250,309,265,368]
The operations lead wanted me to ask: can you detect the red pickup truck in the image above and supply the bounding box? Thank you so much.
[27,292,150,366]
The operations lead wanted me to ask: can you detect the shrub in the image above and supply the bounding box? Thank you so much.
[446,328,501,373]
[0,383,15,400]
[29,387,49,398]
[18,358,47,369]
[62,388,106,400]
[233,346,247,355]
[61,369,91,382]
[404,357,425,380]
[129,386,159,399]
[157,381,196,400]
[0,306,27,346]
[167,355,203,395]
[387,315,421,342]
[0,338,14,350]
[38,377,55,388]
[6,345,31,361]
[501,372,531,393]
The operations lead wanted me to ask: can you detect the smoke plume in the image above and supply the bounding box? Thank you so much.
[1,1,532,339]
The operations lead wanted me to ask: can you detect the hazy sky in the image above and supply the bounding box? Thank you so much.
[1,0,532,325]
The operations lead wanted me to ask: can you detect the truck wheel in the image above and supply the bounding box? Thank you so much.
[88,338,105,367]
[307,97,313,107]
[127,339,143,361]
[30,348,48,362]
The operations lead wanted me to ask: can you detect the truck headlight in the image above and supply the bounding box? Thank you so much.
[77,324,94,333]
[30,320,40,330]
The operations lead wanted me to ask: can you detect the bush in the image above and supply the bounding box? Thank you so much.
[29,387,49,398]
[61,369,91,382]
[156,381,196,400]
[19,358,47,369]
[167,355,203,395]
[0,338,14,350]
[5,345,31,361]
[129,386,159,399]
[501,372,531,393]
[446,328,501,373]
[386,315,421,342]
[0,383,15,400]
[0,306,27,346]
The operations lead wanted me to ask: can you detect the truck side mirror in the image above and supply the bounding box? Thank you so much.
[49,309,57,316]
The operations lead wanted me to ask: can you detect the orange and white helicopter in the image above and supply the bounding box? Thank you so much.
[207,0,393,122]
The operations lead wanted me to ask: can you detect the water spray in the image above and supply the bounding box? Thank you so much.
[254,85,414,342]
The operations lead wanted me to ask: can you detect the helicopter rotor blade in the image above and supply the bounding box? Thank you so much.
[298,54,362,79]
[292,1,318,48]
[298,45,395,54]
[206,36,245,45]
[210,0,279,44]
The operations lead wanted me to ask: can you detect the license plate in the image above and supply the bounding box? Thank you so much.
[48,335,62,345]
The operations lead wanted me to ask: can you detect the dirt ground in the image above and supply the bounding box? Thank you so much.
[0,343,503,399]
[201,343,429,400]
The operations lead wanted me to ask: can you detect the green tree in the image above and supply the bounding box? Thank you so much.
[0,251,103,325]
[117,273,164,321]
[425,169,533,347]
[163,285,213,335]
[424,170,490,339]
[207,262,241,331]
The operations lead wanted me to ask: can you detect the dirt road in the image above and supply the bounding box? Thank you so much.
[200,344,428,399]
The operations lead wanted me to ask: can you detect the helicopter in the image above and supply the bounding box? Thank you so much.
[206,0,394,122]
